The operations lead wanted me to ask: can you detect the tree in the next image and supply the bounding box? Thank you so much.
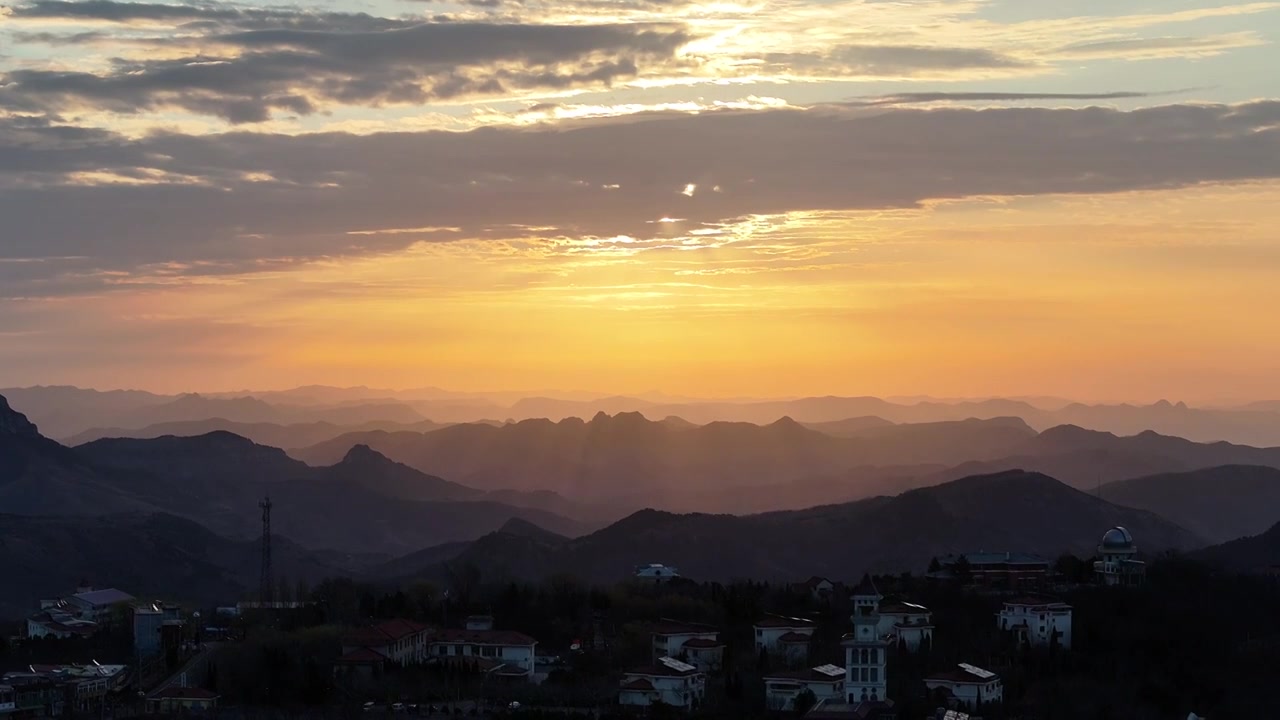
[927,557,942,574]
[794,689,818,716]
[953,555,973,585]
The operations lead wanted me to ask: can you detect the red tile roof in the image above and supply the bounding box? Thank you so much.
[375,619,431,639]
[755,616,815,629]
[343,618,430,648]
[151,687,219,700]
[682,637,724,649]
[336,648,389,664]
[778,631,813,643]
[764,669,845,683]
[626,664,701,678]
[434,629,536,646]
[1004,596,1071,608]
[620,678,656,691]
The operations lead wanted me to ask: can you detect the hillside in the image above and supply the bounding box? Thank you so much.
[0,512,344,621]
[293,413,1037,507]
[1192,521,1280,572]
[1099,466,1280,544]
[428,470,1204,584]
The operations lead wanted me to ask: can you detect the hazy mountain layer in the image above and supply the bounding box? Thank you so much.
[1099,466,1280,544]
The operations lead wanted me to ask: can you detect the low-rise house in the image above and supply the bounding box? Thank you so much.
[340,619,431,667]
[650,620,724,672]
[634,564,681,582]
[876,600,933,652]
[3,663,130,714]
[805,576,836,601]
[924,664,1003,710]
[146,687,219,714]
[997,597,1073,649]
[430,629,538,680]
[618,657,706,711]
[764,665,846,711]
[755,615,816,665]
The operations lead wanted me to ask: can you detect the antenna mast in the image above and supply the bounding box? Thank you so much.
[259,496,273,604]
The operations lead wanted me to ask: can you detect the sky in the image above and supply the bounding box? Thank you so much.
[0,0,1278,402]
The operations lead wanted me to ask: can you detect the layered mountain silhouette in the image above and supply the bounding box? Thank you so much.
[1098,466,1280,544]
[63,418,453,449]
[390,470,1204,584]
[293,413,1039,506]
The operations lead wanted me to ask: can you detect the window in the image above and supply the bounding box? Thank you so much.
[869,668,878,683]
[860,668,868,682]
[756,629,763,637]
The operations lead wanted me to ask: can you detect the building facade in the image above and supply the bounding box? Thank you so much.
[843,576,888,705]
[651,621,724,672]
[634,564,681,582]
[764,665,845,711]
[755,616,816,665]
[997,597,1073,649]
[618,657,705,710]
[430,629,538,679]
[877,600,934,652]
[925,664,1003,710]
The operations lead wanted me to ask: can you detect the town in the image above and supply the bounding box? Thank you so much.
[6,521,1262,720]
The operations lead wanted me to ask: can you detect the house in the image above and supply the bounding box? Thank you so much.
[635,564,681,582]
[805,576,836,601]
[146,686,219,714]
[340,619,431,667]
[3,664,130,714]
[1094,527,1146,587]
[876,600,933,652]
[25,610,97,639]
[764,665,846,711]
[650,620,724,672]
[843,575,887,705]
[933,553,1049,589]
[618,656,706,711]
[997,597,1072,649]
[924,664,1003,710]
[133,602,185,659]
[430,629,538,680]
[755,615,816,665]
[63,588,135,624]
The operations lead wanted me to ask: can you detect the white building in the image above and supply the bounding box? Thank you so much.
[26,610,97,639]
[764,665,846,711]
[877,600,934,652]
[804,576,836,601]
[998,597,1073,649]
[430,629,538,679]
[843,575,888,705]
[340,619,432,666]
[755,616,816,665]
[635,564,681,582]
[1094,527,1146,587]
[618,657,706,711]
[925,664,1004,710]
[651,620,724,672]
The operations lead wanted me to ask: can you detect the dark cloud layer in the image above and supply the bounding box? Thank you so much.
[1,101,1278,293]
[846,91,1159,106]
[1,1,691,121]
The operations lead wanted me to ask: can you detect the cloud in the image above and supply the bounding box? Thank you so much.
[1055,33,1266,60]
[762,44,1034,78]
[845,91,1162,107]
[0,22,692,122]
[1,100,1278,295]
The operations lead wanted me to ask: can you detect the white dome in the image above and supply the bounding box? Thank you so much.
[1101,526,1135,550]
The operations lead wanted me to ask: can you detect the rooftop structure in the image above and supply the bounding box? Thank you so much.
[1095,526,1146,587]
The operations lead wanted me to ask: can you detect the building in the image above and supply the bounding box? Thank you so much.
[618,656,706,711]
[997,597,1072,649]
[803,699,899,719]
[63,589,135,625]
[634,564,681,582]
[146,687,219,714]
[924,664,1003,710]
[805,576,836,601]
[755,615,816,665]
[25,610,97,639]
[340,619,432,667]
[764,665,846,711]
[3,664,130,715]
[430,629,538,680]
[133,602,185,659]
[876,600,933,652]
[0,685,13,716]
[1094,526,1146,587]
[933,553,1049,589]
[843,575,888,705]
[650,620,724,672]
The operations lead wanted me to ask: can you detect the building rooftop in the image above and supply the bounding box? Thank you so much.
[778,631,813,643]
[1003,596,1072,609]
[620,678,657,692]
[681,637,725,649]
[765,666,846,683]
[927,664,1000,684]
[626,657,701,678]
[434,629,537,646]
[71,589,135,607]
[940,552,1049,566]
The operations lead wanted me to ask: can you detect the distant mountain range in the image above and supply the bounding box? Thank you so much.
[10,385,1280,446]
[1192,521,1280,572]
[63,418,456,449]
[292,413,1039,506]
[390,470,1204,585]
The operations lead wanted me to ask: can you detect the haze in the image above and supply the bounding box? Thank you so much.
[2,0,1280,402]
